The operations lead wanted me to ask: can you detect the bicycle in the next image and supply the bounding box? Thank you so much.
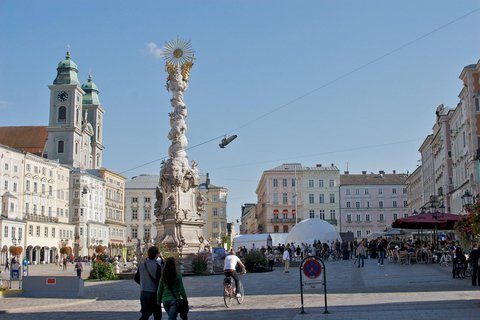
[223,274,245,308]
[438,252,452,267]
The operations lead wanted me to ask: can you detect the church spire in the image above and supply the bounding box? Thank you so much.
[81,74,100,105]
[53,50,80,85]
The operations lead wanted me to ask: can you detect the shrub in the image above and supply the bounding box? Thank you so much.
[243,251,267,272]
[88,260,118,281]
[191,256,209,275]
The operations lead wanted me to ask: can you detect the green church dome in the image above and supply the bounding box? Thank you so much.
[81,75,99,92]
[53,52,80,85]
[82,75,100,105]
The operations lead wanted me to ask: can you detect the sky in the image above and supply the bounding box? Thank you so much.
[1,1,480,225]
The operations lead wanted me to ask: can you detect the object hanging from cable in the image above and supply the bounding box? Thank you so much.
[219,135,238,148]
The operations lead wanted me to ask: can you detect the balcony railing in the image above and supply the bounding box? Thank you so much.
[25,214,59,223]
[270,218,301,223]
[326,219,337,225]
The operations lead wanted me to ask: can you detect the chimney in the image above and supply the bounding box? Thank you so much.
[316,164,322,167]
[331,163,334,167]
[393,170,396,174]
[362,171,367,174]
[206,172,210,185]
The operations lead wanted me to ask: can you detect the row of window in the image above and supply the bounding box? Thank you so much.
[308,179,335,188]
[309,193,335,204]
[4,163,18,172]
[106,208,123,221]
[308,210,336,220]
[212,207,226,217]
[273,193,296,203]
[211,221,226,229]
[346,213,408,222]
[27,225,73,239]
[210,194,226,202]
[26,164,53,177]
[273,178,295,187]
[131,227,151,239]
[273,225,289,233]
[273,209,296,220]
[110,228,125,238]
[26,203,68,217]
[345,187,407,195]
[131,209,151,220]
[346,200,408,208]
[73,208,103,221]
[4,226,22,239]
[25,180,54,196]
[132,197,151,203]
[4,180,18,192]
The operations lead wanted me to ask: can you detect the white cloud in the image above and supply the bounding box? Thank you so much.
[0,101,11,109]
[145,42,163,59]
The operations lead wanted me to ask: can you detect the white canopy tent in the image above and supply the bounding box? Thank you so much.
[233,234,272,251]
[286,218,341,246]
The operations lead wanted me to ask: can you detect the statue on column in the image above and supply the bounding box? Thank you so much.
[153,37,205,261]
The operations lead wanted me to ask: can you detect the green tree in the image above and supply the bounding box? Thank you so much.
[221,234,231,250]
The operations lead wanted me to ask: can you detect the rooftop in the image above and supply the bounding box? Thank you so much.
[125,175,159,189]
[340,172,407,185]
[0,126,48,157]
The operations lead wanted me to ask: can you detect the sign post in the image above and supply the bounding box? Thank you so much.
[299,256,329,314]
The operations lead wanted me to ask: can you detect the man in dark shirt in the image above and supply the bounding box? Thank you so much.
[470,242,480,286]
[139,246,162,320]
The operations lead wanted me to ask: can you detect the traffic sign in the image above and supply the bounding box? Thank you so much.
[303,259,322,279]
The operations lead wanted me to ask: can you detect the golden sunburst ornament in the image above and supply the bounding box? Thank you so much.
[161,36,195,67]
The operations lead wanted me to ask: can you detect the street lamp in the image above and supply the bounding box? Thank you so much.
[461,190,473,212]
[412,209,419,215]
[428,201,445,250]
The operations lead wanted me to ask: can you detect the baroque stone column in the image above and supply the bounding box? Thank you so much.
[153,38,206,262]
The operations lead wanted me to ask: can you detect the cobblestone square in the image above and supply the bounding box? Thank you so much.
[1,258,479,319]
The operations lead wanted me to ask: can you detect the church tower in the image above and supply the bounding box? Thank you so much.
[46,51,93,168]
[81,75,104,169]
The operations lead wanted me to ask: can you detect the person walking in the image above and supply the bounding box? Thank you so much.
[74,259,83,278]
[470,242,480,286]
[377,237,386,266]
[139,246,163,320]
[283,248,290,273]
[4,259,9,271]
[267,250,275,271]
[357,239,366,268]
[157,257,189,320]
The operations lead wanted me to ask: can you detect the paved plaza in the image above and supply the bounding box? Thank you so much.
[1,258,479,319]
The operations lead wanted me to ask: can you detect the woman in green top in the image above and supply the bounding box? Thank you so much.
[157,257,188,320]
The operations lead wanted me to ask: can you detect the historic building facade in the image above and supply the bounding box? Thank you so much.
[198,173,228,247]
[339,171,408,238]
[302,164,340,229]
[0,144,26,266]
[252,163,339,234]
[125,174,158,259]
[0,51,126,264]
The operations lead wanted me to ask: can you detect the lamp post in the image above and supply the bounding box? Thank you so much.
[461,190,473,212]
[428,201,445,250]
[294,166,298,225]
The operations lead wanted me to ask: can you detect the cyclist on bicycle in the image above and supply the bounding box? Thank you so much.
[224,248,246,297]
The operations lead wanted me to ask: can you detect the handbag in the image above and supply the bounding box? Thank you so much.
[170,284,189,315]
